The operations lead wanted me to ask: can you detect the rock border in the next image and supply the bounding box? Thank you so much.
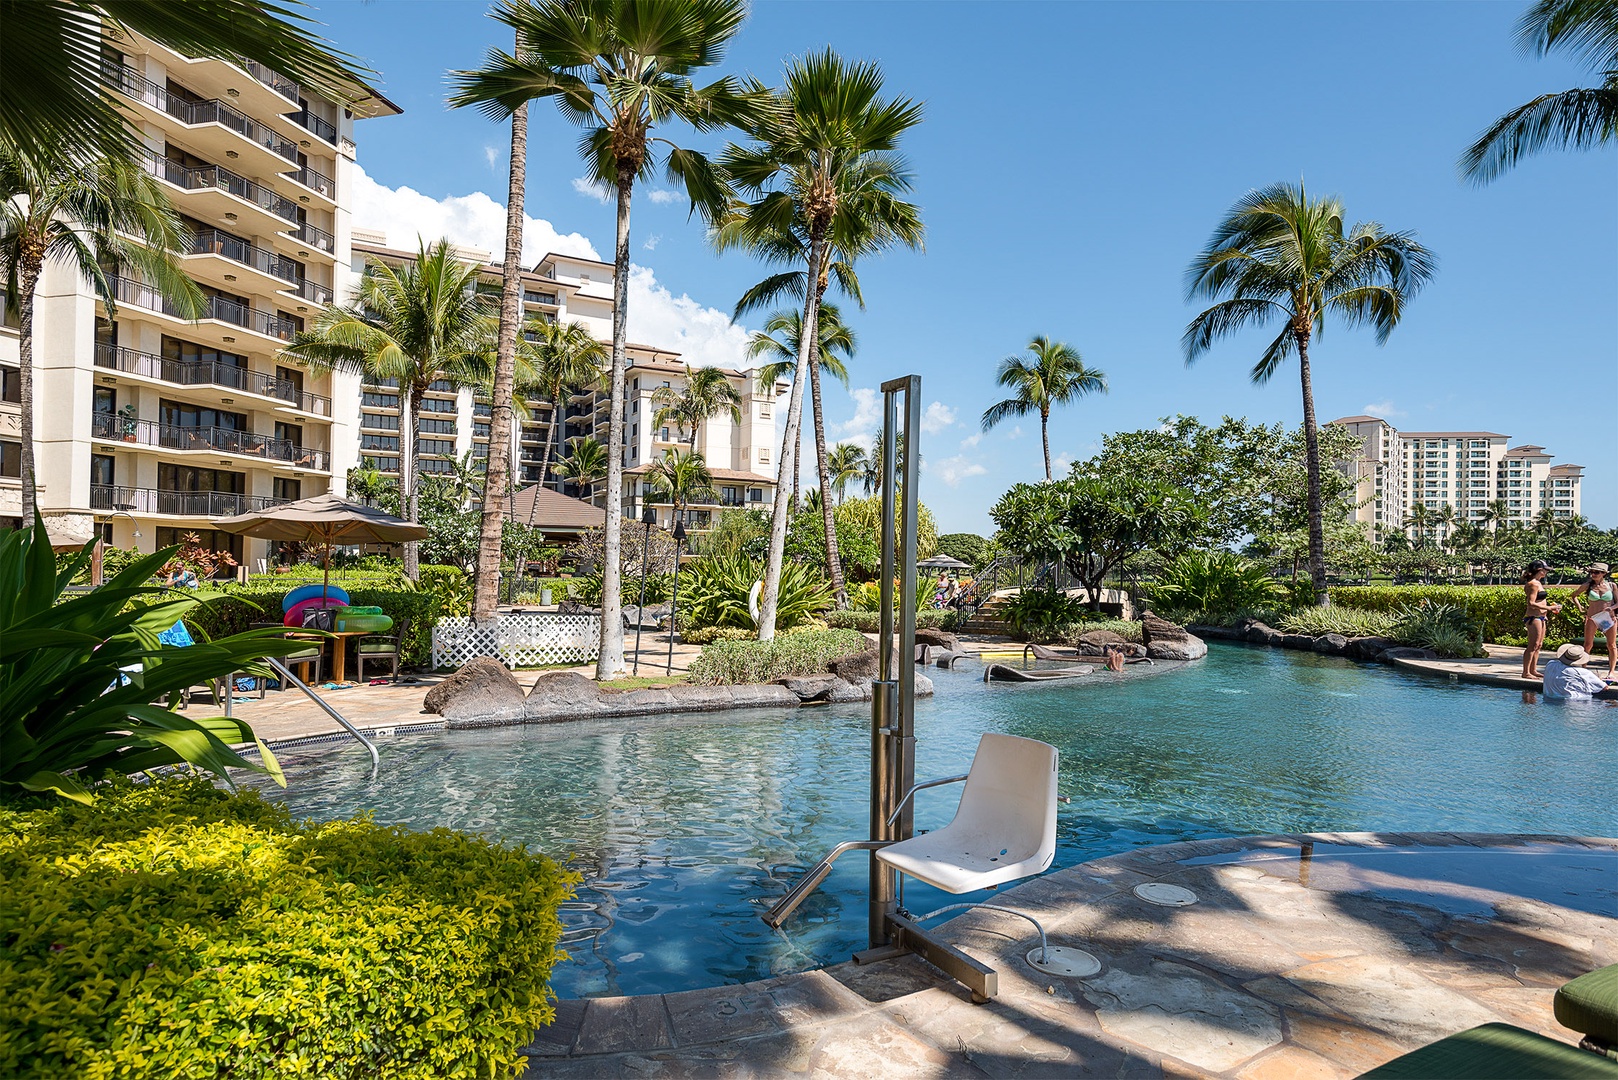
[1191,620,1435,665]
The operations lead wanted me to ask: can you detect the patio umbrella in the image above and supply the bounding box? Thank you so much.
[214,493,428,596]
[917,554,971,572]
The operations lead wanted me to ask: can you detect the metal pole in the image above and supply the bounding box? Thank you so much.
[893,375,921,839]
[633,510,653,674]
[665,519,685,675]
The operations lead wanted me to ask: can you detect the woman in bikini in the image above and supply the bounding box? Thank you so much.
[1569,562,1617,681]
[1520,560,1561,679]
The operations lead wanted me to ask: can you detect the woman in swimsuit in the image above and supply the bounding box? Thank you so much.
[1520,560,1560,679]
[1570,562,1617,680]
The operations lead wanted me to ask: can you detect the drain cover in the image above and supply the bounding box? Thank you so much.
[1133,882,1199,907]
[1026,946,1101,977]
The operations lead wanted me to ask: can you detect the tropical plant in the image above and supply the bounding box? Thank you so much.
[346,458,388,507]
[678,552,832,631]
[716,48,925,636]
[687,627,866,685]
[1,0,371,171]
[553,436,609,500]
[644,448,715,526]
[1278,606,1400,638]
[1184,182,1436,604]
[1394,599,1483,658]
[451,0,756,678]
[652,364,743,451]
[0,147,204,521]
[748,304,856,515]
[0,516,309,802]
[1001,586,1089,642]
[284,238,486,577]
[1461,0,1618,183]
[1150,551,1283,614]
[520,319,606,509]
[1481,497,1515,533]
[693,507,772,560]
[1403,503,1436,548]
[980,335,1108,481]
[828,441,868,505]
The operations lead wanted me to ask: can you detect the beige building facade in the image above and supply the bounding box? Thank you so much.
[1331,414,1585,543]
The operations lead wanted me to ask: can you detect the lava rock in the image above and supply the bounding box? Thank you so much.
[1145,634,1208,661]
[1279,634,1316,651]
[915,627,962,652]
[424,656,526,720]
[1346,636,1401,660]
[1312,633,1350,655]
[525,670,600,712]
[1075,641,1148,658]
[775,674,845,702]
[1141,613,1190,646]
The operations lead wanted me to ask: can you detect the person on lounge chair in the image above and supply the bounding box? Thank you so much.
[1542,644,1611,700]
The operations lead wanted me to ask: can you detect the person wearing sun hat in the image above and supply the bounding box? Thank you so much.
[1542,643,1610,700]
[1569,562,1617,680]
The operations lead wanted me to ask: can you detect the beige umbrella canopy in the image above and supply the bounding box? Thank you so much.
[214,493,427,594]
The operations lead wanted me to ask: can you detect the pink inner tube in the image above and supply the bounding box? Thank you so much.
[284,596,345,628]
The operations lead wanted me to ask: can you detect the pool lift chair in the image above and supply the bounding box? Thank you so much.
[760,376,1073,1004]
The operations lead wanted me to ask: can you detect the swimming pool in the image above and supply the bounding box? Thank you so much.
[242,643,1617,998]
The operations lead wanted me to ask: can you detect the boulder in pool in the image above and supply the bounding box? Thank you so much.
[915,627,961,652]
[1346,636,1401,660]
[1146,633,1208,661]
[424,656,526,720]
[526,670,600,715]
[1312,633,1351,655]
[775,674,846,702]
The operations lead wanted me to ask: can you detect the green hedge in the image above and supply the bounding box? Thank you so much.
[688,628,869,685]
[183,588,441,667]
[1329,584,1589,645]
[0,777,575,1079]
[823,610,958,632]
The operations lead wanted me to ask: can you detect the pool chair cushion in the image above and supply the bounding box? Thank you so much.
[1559,965,1618,1047]
[283,647,321,661]
[876,733,1058,894]
[356,641,396,654]
[1358,1023,1618,1079]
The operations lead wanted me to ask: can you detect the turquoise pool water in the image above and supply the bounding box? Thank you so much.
[244,643,1617,998]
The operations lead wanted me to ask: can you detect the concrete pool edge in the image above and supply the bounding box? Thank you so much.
[521,831,1618,1078]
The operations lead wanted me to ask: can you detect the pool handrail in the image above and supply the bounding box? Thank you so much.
[261,655,380,774]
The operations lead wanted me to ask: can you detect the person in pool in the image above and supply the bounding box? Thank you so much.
[1569,562,1617,680]
[1520,560,1562,680]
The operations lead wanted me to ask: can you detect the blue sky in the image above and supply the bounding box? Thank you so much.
[316,0,1615,534]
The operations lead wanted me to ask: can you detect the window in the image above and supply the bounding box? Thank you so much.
[361,391,399,409]
[0,365,18,404]
[419,398,456,414]
[418,438,456,456]
[273,477,301,502]
[360,411,399,431]
[94,387,117,415]
[274,422,302,446]
[90,453,115,489]
[758,448,770,463]
[419,417,455,435]
[360,434,400,452]
[160,400,245,430]
[0,440,22,478]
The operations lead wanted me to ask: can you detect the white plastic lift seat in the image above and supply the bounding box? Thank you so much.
[876,733,1058,894]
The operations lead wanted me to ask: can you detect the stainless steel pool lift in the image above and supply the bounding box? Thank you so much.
[761,376,1046,1004]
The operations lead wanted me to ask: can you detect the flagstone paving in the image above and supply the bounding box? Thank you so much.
[520,832,1617,1078]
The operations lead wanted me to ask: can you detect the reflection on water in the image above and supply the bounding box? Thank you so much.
[244,642,1618,998]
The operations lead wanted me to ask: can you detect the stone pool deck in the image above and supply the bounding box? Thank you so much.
[522,833,1617,1079]
[1394,643,1618,697]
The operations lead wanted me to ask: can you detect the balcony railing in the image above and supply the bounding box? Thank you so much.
[104,64,302,165]
[188,228,302,284]
[91,484,288,517]
[105,274,299,341]
[91,413,330,470]
[239,59,300,103]
[285,107,337,144]
[94,343,331,416]
[281,277,332,305]
[282,218,335,254]
[141,151,299,225]
[281,164,335,199]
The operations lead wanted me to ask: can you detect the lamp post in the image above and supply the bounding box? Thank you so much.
[666,516,687,675]
[633,505,656,675]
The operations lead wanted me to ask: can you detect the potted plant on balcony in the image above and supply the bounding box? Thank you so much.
[118,403,139,441]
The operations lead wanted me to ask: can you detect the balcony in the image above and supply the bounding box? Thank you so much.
[91,484,288,517]
[281,164,335,201]
[240,59,300,103]
[106,274,299,342]
[188,227,302,285]
[95,343,331,416]
[105,64,301,167]
[281,276,333,305]
[282,218,335,256]
[285,107,337,144]
[91,413,330,471]
[142,151,299,227]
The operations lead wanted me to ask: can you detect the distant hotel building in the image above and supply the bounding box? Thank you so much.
[1331,415,1584,541]
[0,29,398,568]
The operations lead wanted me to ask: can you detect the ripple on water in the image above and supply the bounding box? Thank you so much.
[241,642,1618,997]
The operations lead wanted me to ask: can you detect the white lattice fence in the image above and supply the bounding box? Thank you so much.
[432,614,600,669]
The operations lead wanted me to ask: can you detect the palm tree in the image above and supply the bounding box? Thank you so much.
[3,1,372,171]
[1403,503,1435,549]
[1184,182,1436,604]
[0,148,203,521]
[652,364,743,452]
[451,0,754,676]
[1461,0,1618,183]
[1435,502,1461,550]
[1481,497,1514,533]
[980,335,1107,481]
[554,436,609,501]
[827,441,867,505]
[715,51,925,636]
[1532,504,1563,539]
[746,303,855,548]
[347,459,387,508]
[860,430,918,497]
[522,319,605,515]
[644,448,715,528]
[283,238,486,578]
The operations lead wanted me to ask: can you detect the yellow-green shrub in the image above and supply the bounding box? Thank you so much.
[1328,584,1586,644]
[0,777,577,1079]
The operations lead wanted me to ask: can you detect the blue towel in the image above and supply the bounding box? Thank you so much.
[158,621,195,648]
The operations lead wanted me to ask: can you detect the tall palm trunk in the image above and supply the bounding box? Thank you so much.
[401,383,422,579]
[474,100,527,621]
[1295,330,1328,605]
[806,308,847,608]
[15,249,43,522]
[1040,405,1051,481]
[757,231,826,640]
[596,169,632,677]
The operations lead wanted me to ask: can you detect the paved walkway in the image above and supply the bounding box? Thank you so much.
[1394,643,1618,697]
[523,833,1617,1078]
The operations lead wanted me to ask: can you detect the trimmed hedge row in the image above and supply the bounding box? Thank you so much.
[0,777,576,1079]
[688,628,869,685]
[1328,584,1589,644]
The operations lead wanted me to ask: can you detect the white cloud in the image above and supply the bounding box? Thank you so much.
[351,165,598,265]
[836,387,882,447]
[571,176,613,205]
[1005,424,1024,440]
[1362,400,1406,418]
[934,454,988,488]
[642,234,661,252]
[959,433,982,450]
[646,188,678,206]
[1052,451,1073,473]
[624,264,752,370]
[483,144,499,172]
[920,401,957,434]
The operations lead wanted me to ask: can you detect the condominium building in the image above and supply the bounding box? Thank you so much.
[0,30,398,570]
[1331,415,1585,541]
[349,238,783,533]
